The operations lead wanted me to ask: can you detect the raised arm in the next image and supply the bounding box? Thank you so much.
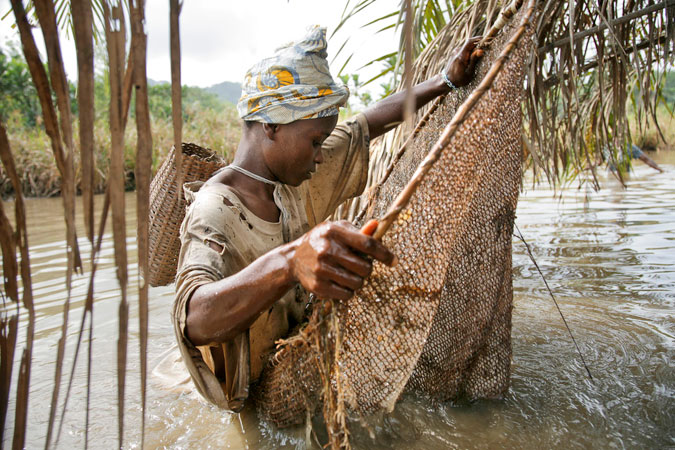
[363,37,484,139]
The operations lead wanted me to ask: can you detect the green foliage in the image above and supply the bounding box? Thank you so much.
[0,40,231,126]
[143,83,228,121]
[334,0,457,94]
[1,100,241,198]
[659,70,675,106]
[0,42,241,198]
[0,44,79,126]
[338,73,374,113]
[0,46,42,126]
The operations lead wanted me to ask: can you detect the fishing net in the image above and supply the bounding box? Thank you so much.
[253,1,535,445]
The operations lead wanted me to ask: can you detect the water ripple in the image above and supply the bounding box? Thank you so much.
[2,158,674,449]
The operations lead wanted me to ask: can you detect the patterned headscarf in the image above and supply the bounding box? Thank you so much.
[237,26,349,124]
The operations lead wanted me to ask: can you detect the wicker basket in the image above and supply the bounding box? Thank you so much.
[148,143,226,286]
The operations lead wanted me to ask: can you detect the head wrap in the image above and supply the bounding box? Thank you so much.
[237,26,349,124]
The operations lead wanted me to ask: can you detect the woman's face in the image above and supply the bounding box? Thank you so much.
[263,115,339,186]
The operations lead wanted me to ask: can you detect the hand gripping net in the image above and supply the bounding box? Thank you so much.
[253,1,536,445]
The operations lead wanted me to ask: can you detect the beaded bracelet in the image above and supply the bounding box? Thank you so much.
[440,70,458,90]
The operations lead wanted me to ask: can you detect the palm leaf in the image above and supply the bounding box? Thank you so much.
[339,0,674,188]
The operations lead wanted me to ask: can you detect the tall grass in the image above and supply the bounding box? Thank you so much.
[629,105,675,151]
[0,102,241,198]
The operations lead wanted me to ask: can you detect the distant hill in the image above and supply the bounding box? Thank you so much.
[148,78,168,87]
[205,81,241,105]
[147,78,241,105]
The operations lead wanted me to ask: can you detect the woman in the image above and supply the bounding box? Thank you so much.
[172,26,483,412]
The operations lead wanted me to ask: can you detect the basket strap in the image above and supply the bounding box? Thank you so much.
[225,164,278,186]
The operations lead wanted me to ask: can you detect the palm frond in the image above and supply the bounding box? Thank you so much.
[344,0,674,188]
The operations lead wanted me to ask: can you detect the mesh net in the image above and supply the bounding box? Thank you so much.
[254,2,534,444]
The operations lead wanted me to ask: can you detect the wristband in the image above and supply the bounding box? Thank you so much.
[440,70,457,90]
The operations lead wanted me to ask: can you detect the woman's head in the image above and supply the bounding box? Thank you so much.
[241,114,338,187]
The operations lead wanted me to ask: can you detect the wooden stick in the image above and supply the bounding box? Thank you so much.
[479,0,524,46]
[55,186,111,449]
[121,54,135,131]
[0,120,35,450]
[65,3,96,440]
[402,0,414,127]
[6,1,61,447]
[33,0,82,272]
[373,0,536,241]
[0,312,17,446]
[32,1,86,445]
[353,95,444,225]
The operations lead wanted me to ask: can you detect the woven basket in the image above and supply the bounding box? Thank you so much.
[148,142,226,286]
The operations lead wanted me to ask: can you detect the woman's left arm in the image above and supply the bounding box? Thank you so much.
[363,37,484,139]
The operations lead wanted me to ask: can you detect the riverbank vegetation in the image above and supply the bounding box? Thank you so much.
[1,40,673,199]
[630,105,675,151]
[1,45,240,198]
[629,71,675,150]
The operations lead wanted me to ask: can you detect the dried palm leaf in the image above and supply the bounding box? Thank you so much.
[71,0,95,243]
[130,0,152,446]
[0,119,35,450]
[102,1,130,447]
[56,4,136,446]
[170,0,184,190]
[31,0,86,444]
[335,0,674,193]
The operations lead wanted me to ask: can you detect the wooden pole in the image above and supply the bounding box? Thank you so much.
[0,120,35,450]
[170,0,183,189]
[71,0,95,243]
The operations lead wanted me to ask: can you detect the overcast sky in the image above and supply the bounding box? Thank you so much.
[0,0,398,91]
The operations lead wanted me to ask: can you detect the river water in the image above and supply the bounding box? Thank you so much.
[2,152,674,449]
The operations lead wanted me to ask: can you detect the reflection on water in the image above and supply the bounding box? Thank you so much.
[2,152,674,449]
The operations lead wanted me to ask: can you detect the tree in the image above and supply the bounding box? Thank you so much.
[0,46,41,126]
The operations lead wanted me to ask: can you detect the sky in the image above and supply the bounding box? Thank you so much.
[0,0,398,91]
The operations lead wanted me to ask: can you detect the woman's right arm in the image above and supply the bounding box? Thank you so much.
[185,220,395,346]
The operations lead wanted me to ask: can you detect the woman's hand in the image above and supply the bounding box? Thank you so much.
[443,36,484,88]
[290,220,396,300]
[363,37,484,139]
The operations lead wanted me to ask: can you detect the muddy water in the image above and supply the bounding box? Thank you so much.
[2,152,674,449]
